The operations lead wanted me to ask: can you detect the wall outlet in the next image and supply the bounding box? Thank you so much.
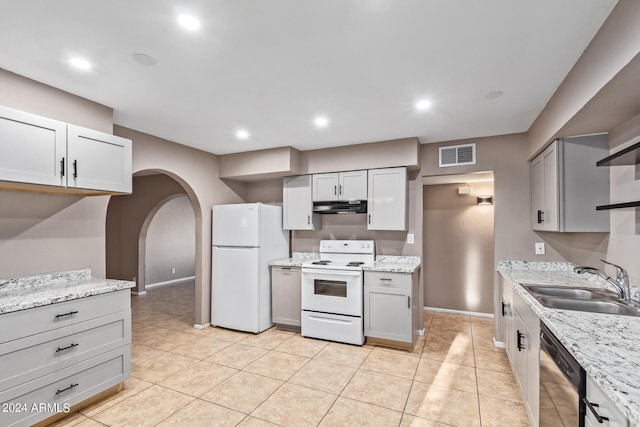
[407,233,415,244]
[171,267,176,274]
[535,242,546,255]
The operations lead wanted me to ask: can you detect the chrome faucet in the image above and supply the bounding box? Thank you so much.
[574,260,632,305]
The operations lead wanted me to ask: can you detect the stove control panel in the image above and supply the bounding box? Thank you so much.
[319,240,375,254]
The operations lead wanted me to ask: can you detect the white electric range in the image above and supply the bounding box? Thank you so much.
[300,240,375,345]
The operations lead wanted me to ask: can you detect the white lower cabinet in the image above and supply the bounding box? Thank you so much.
[364,269,419,349]
[584,375,629,427]
[0,290,131,427]
[271,266,301,331]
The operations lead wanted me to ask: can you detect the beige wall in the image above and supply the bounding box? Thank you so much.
[145,195,195,285]
[106,174,186,284]
[423,182,495,314]
[0,69,114,278]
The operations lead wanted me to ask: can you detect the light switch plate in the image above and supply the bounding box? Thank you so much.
[535,242,545,255]
[407,233,415,244]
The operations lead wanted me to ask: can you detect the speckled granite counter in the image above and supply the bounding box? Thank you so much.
[498,261,640,425]
[270,252,320,267]
[364,256,421,273]
[0,269,135,315]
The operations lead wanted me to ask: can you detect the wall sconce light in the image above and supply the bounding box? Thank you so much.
[477,196,493,205]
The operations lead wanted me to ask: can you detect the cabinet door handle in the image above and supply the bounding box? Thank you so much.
[407,296,410,309]
[72,160,78,179]
[583,398,609,423]
[517,330,525,351]
[339,184,342,195]
[55,343,79,353]
[334,185,337,195]
[60,158,65,178]
[307,215,311,225]
[501,301,507,317]
[537,209,544,224]
[55,383,79,395]
[368,214,371,224]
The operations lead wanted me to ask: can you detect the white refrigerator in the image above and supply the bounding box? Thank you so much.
[211,203,289,333]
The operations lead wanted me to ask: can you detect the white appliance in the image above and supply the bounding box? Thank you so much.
[301,240,375,345]
[211,203,289,333]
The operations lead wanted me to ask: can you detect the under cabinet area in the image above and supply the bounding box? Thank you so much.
[0,105,132,195]
[0,290,131,427]
[283,175,320,230]
[271,266,301,331]
[364,269,419,349]
[530,135,609,232]
[312,170,367,201]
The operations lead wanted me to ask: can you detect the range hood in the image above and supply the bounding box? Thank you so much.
[313,200,367,214]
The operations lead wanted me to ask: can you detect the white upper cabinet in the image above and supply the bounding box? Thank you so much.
[0,105,132,194]
[367,167,407,230]
[67,125,132,193]
[0,106,66,187]
[531,135,609,232]
[312,170,367,201]
[283,175,320,230]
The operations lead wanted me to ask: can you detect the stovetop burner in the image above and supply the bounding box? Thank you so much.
[346,261,365,267]
[311,260,332,265]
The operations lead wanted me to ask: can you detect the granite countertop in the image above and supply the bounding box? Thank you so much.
[0,269,135,315]
[498,261,640,425]
[270,253,421,273]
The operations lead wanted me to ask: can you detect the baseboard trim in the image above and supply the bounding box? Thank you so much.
[493,337,506,348]
[146,276,196,289]
[194,322,211,330]
[424,306,494,318]
[131,290,147,296]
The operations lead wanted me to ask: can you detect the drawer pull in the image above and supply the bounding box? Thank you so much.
[583,398,609,423]
[54,310,79,319]
[55,383,78,395]
[55,343,79,353]
[379,278,392,282]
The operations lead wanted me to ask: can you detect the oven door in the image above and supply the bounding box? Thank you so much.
[301,268,363,316]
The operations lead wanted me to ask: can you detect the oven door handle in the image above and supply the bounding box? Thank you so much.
[301,269,362,277]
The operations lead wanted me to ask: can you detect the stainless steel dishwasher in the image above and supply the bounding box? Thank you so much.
[539,323,586,427]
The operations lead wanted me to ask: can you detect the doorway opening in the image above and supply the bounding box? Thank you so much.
[422,172,495,315]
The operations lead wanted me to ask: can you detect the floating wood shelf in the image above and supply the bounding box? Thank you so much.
[596,201,640,210]
[597,140,640,166]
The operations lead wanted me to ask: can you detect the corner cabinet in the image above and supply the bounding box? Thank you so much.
[367,167,407,231]
[530,135,609,232]
[364,269,420,350]
[0,105,132,195]
[283,175,320,230]
[271,266,301,331]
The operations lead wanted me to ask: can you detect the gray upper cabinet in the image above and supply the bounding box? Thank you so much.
[531,135,610,232]
[0,105,132,194]
[67,125,132,193]
[367,167,407,230]
[312,170,367,201]
[0,105,67,187]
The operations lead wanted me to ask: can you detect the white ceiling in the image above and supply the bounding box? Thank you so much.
[0,1,617,155]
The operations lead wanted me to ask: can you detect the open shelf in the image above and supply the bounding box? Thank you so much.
[597,140,640,166]
[596,201,640,210]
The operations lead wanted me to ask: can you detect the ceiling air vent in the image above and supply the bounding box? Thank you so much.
[439,143,476,167]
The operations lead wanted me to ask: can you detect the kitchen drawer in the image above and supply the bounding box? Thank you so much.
[364,271,411,289]
[0,290,130,343]
[0,311,131,391]
[0,346,130,427]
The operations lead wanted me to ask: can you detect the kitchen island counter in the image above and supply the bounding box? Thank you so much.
[0,269,134,315]
[498,261,640,426]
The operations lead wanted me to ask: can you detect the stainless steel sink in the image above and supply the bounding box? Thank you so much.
[521,284,640,316]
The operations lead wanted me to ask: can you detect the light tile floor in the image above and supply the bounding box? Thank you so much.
[51,282,530,427]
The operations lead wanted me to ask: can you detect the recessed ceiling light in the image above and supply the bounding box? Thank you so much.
[178,14,201,31]
[132,53,157,66]
[484,91,504,100]
[69,57,92,71]
[236,129,250,140]
[314,116,329,128]
[415,99,432,111]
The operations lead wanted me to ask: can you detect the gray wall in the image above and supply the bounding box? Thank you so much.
[423,182,495,314]
[145,195,195,285]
